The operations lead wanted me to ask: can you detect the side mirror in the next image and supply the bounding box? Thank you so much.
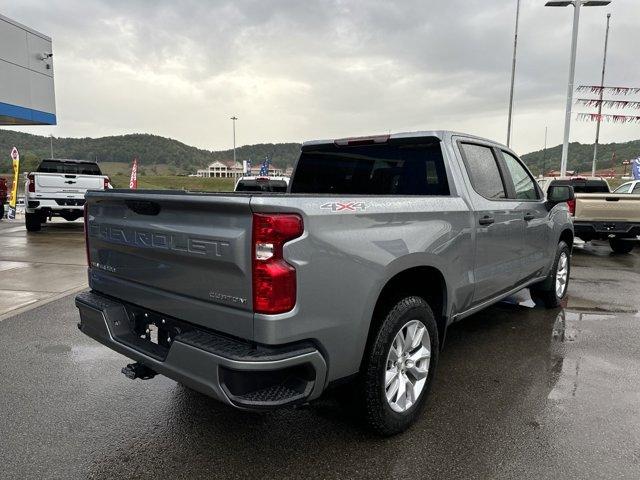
[546,185,575,209]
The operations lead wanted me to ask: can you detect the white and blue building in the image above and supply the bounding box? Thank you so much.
[0,13,56,125]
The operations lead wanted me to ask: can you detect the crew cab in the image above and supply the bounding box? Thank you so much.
[75,131,574,435]
[539,177,639,253]
[24,159,110,232]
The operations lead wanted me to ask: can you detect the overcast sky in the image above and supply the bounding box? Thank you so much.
[2,0,640,155]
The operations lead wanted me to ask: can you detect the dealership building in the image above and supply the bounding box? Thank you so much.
[0,13,56,125]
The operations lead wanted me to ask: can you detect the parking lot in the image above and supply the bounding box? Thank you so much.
[1,220,639,479]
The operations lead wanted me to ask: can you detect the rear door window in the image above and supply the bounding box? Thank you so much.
[459,143,506,200]
[500,151,540,200]
[291,142,449,195]
[633,183,640,194]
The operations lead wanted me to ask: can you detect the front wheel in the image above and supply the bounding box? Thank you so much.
[531,241,570,308]
[360,296,439,436]
[609,238,634,254]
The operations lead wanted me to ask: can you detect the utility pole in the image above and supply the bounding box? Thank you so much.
[230,116,238,168]
[546,1,612,178]
[50,134,54,159]
[592,13,611,177]
[506,0,521,147]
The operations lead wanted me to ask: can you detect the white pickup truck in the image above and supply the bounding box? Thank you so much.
[24,159,110,232]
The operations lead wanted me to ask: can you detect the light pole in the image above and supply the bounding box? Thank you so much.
[592,13,611,177]
[543,126,548,176]
[230,116,238,168]
[506,0,521,148]
[545,0,612,178]
[50,134,54,159]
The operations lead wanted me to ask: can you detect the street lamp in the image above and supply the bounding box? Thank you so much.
[506,0,521,148]
[230,116,238,168]
[545,0,612,178]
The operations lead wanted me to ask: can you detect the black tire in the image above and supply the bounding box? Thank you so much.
[531,241,570,308]
[609,238,634,254]
[0,203,4,220]
[25,212,42,232]
[360,296,439,436]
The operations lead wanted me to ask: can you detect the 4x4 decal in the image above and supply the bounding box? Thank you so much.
[320,202,367,212]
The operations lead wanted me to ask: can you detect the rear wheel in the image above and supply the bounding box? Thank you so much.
[359,296,438,436]
[25,212,42,232]
[0,203,4,219]
[609,238,634,254]
[531,241,570,308]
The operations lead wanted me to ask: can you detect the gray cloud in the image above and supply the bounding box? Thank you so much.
[2,0,639,156]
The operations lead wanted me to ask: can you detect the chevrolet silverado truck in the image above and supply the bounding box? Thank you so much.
[24,158,110,232]
[75,131,574,435]
[540,177,639,253]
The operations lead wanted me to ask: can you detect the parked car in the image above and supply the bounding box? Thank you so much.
[612,180,640,194]
[75,131,574,435]
[539,177,639,253]
[234,175,290,192]
[0,177,7,218]
[24,159,111,232]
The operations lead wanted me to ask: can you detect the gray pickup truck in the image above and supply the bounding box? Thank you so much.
[75,131,574,435]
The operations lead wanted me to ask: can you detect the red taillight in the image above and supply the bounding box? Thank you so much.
[84,205,91,266]
[103,177,110,189]
[567,199,576,216]
[252,213,303,314]
[27,174,35,193]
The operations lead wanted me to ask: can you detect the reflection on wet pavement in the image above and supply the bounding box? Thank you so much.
[0,244,638,479]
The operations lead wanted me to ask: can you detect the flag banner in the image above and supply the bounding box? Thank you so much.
[576,99,640,110]
[8,147,19,220]
[259,156,271,176]
[129,157,138,189]
[576,113,640,124]
[577,85,640,96]
[633,158,640,181]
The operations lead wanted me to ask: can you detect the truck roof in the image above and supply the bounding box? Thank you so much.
[301,130,509,150]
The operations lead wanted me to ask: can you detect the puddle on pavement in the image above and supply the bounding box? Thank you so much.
[71,344,120,362]
[40,344,72,354]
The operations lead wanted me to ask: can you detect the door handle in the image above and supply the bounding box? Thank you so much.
[524,213,535,221]
[479,215,495,226]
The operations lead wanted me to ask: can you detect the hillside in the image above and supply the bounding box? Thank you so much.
[0,129,301,174]
[1,129,638,177]
[521,140,640,175]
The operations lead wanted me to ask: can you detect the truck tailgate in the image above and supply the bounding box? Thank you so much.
[85,190,254,338]
[575,193,640,222]
[35,172,104,194]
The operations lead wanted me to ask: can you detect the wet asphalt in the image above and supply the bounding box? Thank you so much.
[1,232,639,479]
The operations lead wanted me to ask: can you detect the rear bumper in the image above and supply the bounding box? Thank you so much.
[574,221,640,240]
[75,291,327,409]
[26,197,85,213]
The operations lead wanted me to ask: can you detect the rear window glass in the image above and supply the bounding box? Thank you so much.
[291,143,449,195]
[235,180,288,192]
[550,179,609,194]
[37,160,102,175]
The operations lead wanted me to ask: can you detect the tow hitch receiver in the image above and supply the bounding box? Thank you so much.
[122,362,157,380]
